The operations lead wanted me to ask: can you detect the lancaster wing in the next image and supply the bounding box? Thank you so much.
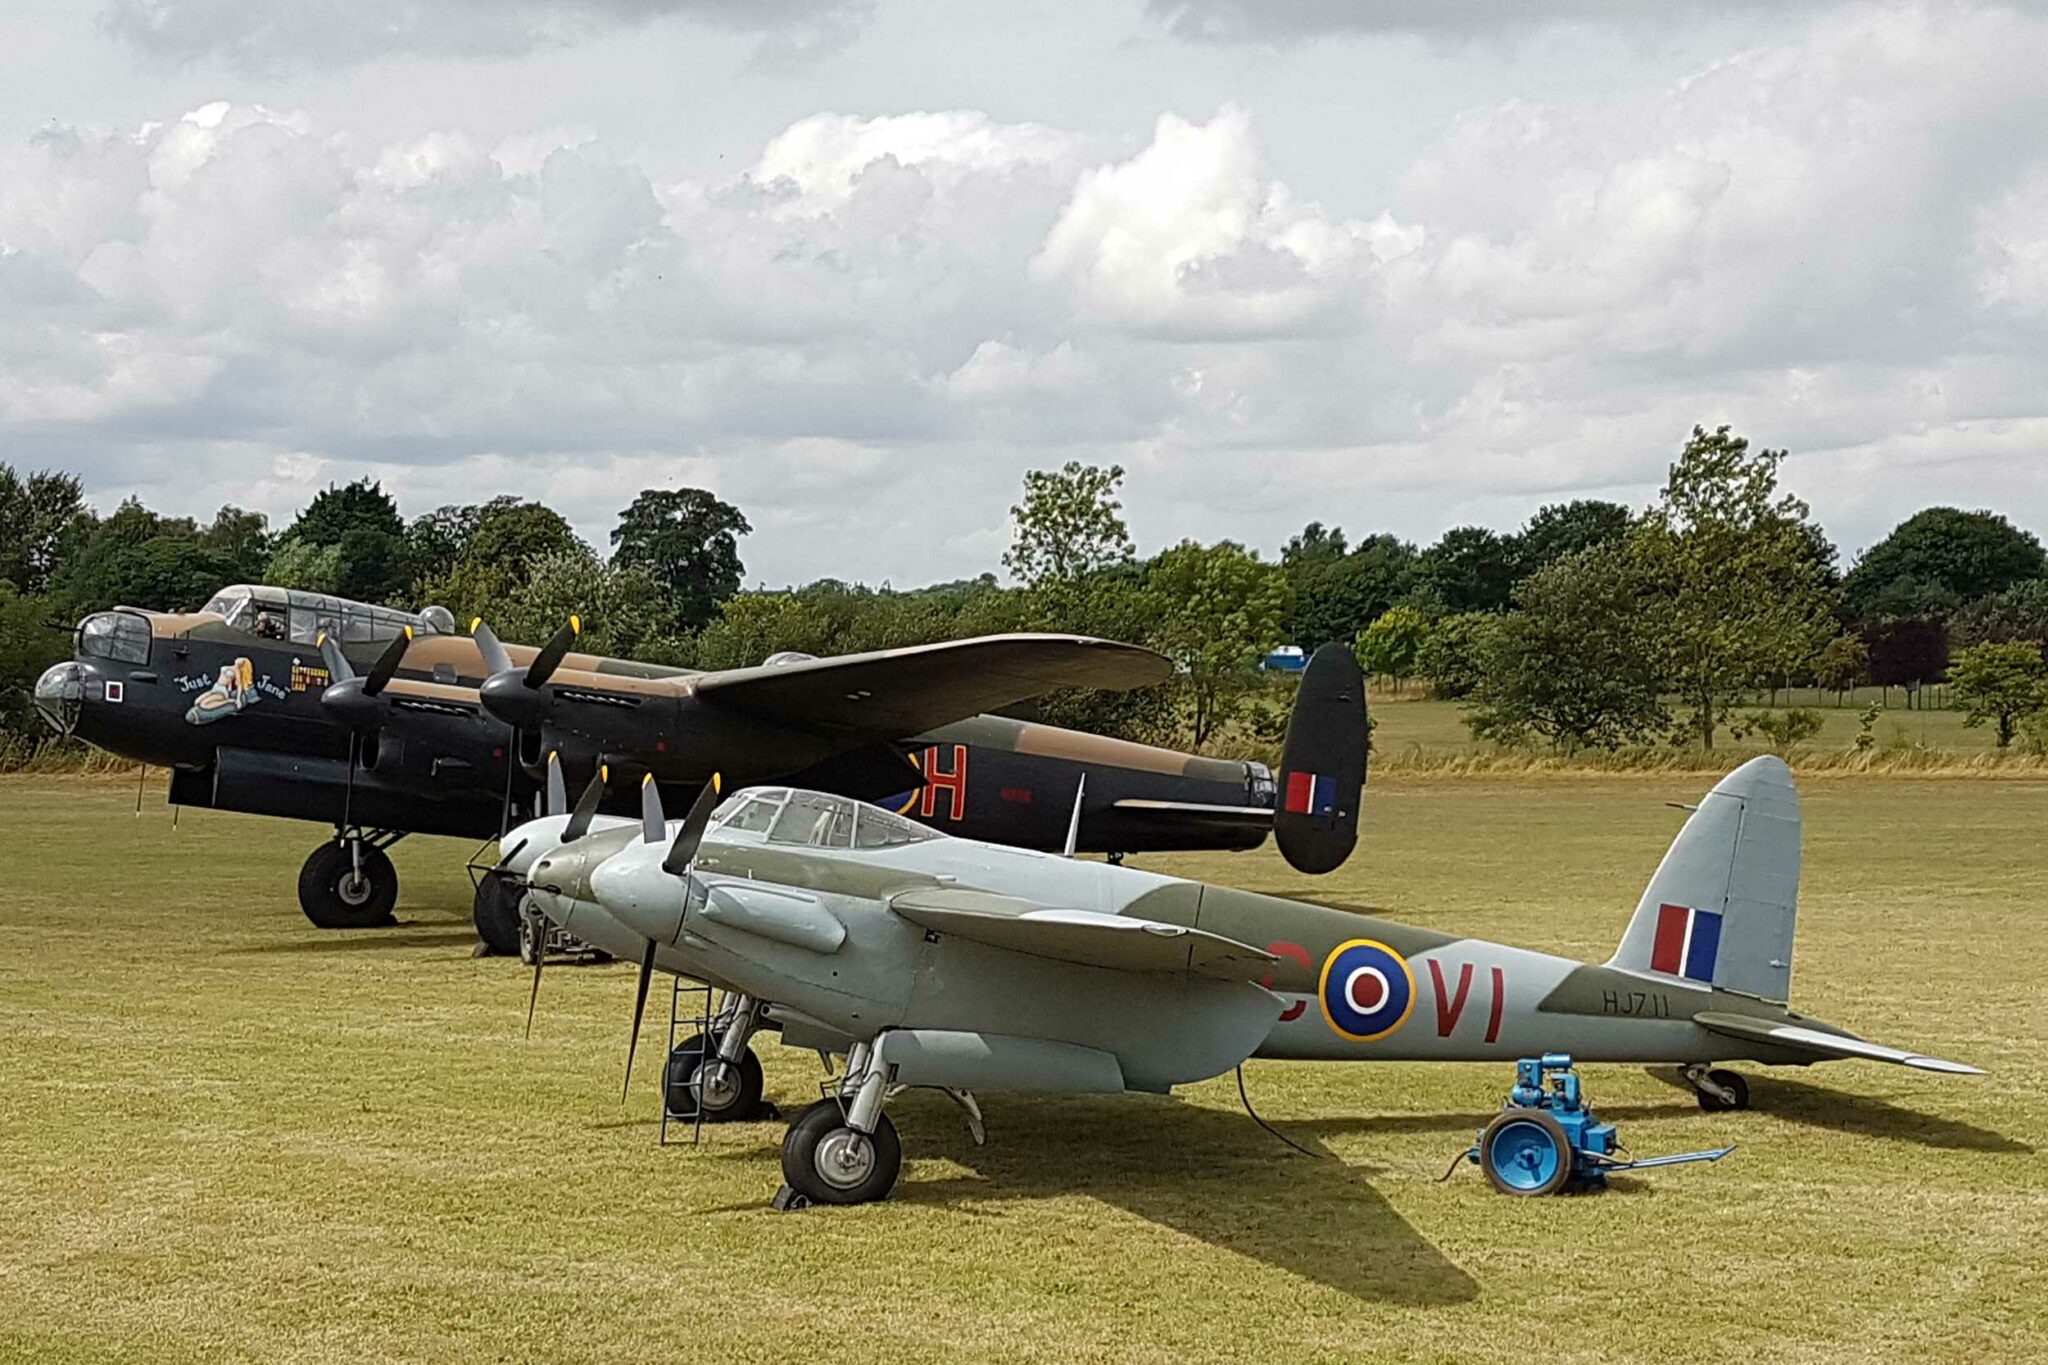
[691,634,1171,739]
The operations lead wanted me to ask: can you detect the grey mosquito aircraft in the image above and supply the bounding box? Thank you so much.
[504,753,1977,1206]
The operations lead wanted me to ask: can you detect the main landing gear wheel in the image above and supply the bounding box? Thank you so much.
[472,869,523,957]
[780,1102,902,1206]
[665,1035,765,1122]
[1478,1109,1574,1196]
[1694,1067,1750,1113]
[297,841,398,929]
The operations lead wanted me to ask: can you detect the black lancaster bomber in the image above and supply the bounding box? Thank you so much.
[34,584,1320,953]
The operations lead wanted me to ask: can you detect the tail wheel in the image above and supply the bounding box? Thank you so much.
[780,1101,902,1206]
[1696,1068,1750,1112]
[1479,1110,1574,1196]
[665,1035,765,1122]
[297,842,398,929]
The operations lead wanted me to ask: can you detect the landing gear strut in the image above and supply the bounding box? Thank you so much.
[297,829,403,929]
[777,1041,904,1206]
[666,995,769,1122]
[1684,1063,1750,1112]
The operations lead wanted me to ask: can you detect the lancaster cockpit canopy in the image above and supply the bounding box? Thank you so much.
[197,585,446,647]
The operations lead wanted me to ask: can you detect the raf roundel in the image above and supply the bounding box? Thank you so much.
[1318,938,1415,1042]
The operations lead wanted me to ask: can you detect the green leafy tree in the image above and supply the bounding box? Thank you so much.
[1843,507,2046,622]
[1002,462,1134,587]
[495,547,686,664]
[201,506,272,580]
[265,537,346,595]
[1419,525,1518,613]
[1634,425,1837,749]
[48,499,214,612]
[1953,580,2048,648]
[1355,605,1430,695]
[1466,544,1668,753]
[271,479,411,604]
[1281,521,1348,569]
[1515,499,1634,576]
[1417,610,1501,699]
[1751,708,1824,754]
[408,498,509,592]
[1286,533,1419,652]
[287,479,405,545]
[610,488,752,633]
[1143,540,1291,747]
[426,500,584,620]
[0,580,70,741]
[1813,634,1870,703]
[1949,641,2048,748]
[0,465,93,595]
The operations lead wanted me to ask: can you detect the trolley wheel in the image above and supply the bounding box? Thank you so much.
[297,841,398,929]
[472,868,523,957]
[665,1035,765,1122]
[1479,1109,1574,1196]
[1696,1068,1750,1113]
[780,1102,903,1206]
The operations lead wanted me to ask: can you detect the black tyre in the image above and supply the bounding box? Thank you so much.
[1696,1068,1750,1113]
[780,1102,902,1206]
[472,869,523,957]
[665,1035,765,1122]
[1478,1109,1574,1196]
[297,842,398,929]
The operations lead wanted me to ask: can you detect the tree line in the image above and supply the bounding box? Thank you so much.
[5,424,2048,756]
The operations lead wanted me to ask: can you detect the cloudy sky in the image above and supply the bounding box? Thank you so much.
[3,1,2045,586]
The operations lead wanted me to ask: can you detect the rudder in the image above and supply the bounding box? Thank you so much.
[1607,755,1801,1002]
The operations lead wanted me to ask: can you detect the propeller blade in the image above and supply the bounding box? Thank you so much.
[623,938,656,1101]
[470,617,514,677]
[640,773,665,844]
[562,766,606,843]
[661,774,724,876]
[524,930,545,1039]
[544,750,567,818]
[316,632,355,683]
[525,616,580,690]
[363,626,413,697]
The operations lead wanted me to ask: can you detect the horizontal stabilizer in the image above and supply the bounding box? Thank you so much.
[693,634,1172,738]
[1696,1012,1983,1074]
[889,887,1275,981]
[1112,798,1272,824]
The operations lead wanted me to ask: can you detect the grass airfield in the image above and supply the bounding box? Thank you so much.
[1,773,2042,1365]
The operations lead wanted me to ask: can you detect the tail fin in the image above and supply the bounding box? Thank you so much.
[1273,642,1367,875]
[1607,756,1801,1002]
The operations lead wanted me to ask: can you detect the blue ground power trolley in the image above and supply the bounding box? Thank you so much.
[1463,1054,1736,1195]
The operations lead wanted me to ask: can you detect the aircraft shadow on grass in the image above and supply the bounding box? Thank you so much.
[219,928,484,955]
[1644,1067,2031,1153]
[885,1091,1480,1305]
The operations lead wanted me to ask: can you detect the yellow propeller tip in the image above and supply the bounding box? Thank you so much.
[469,617,482,633]
[600,763,610,782]
[712,772,723,794]
[316,631,327,646]
[568,614,582,634]
[642,772,654,788]
[403,625,413,639]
